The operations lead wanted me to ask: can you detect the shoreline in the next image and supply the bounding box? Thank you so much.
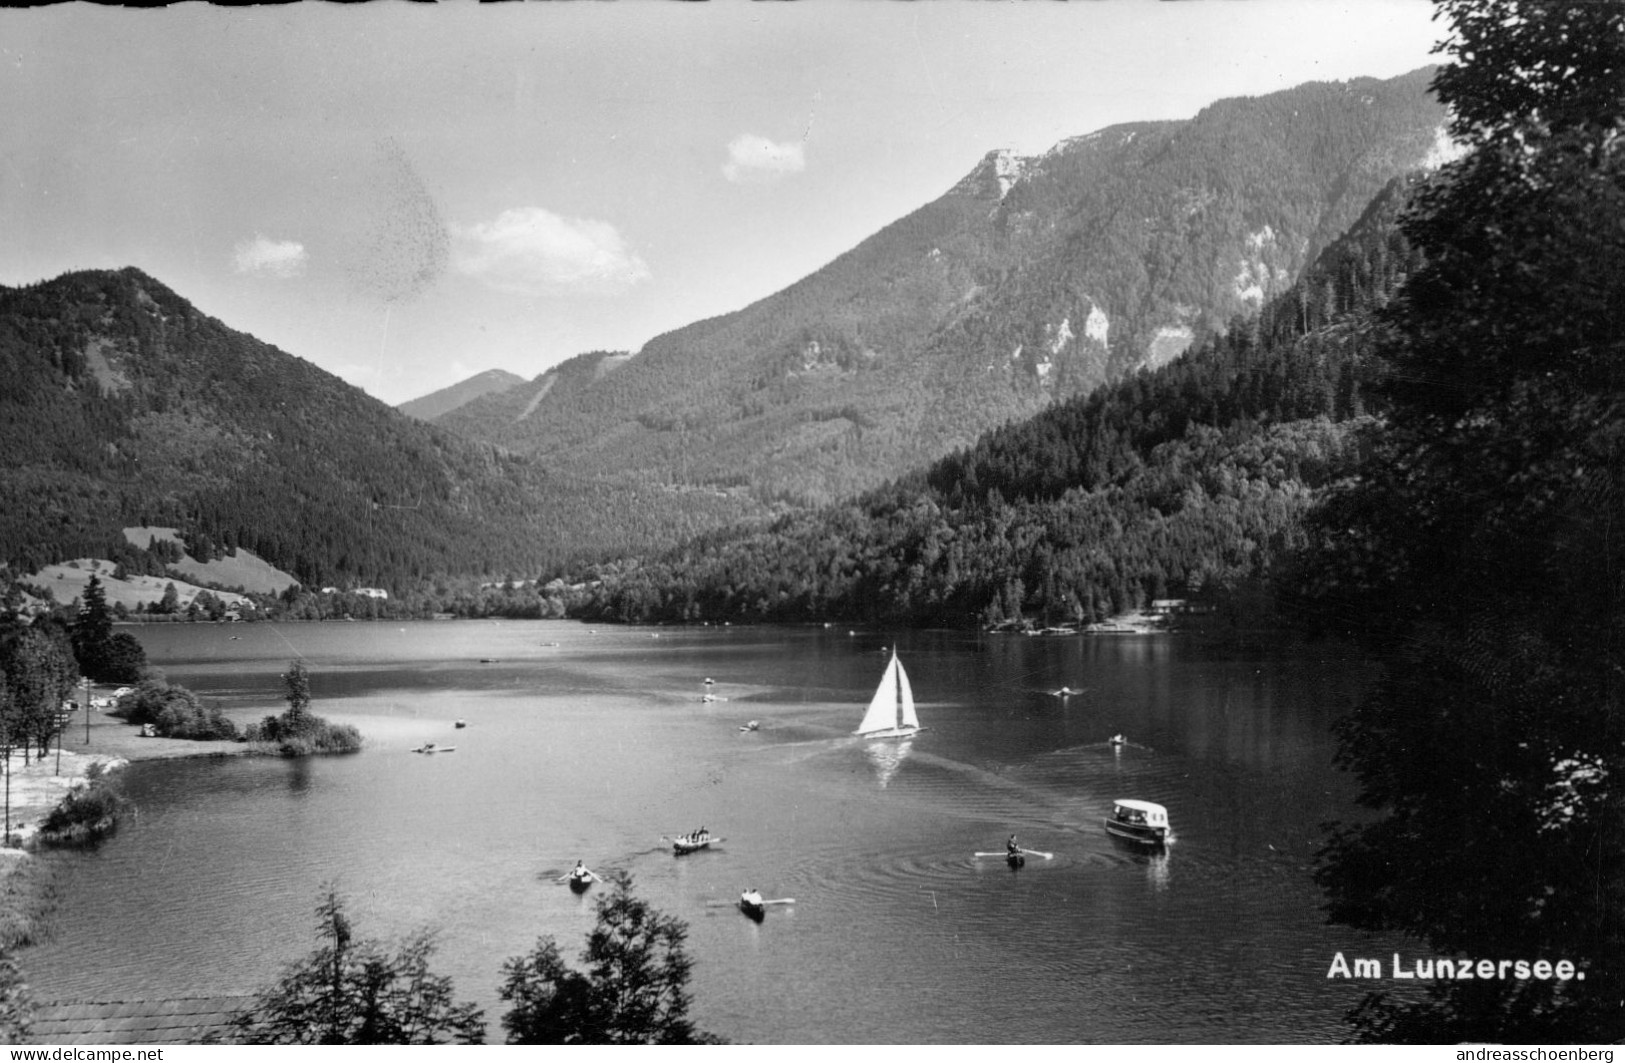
[1,697,255,953]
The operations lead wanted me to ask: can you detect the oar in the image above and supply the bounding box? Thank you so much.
[1020,848,1055,860]
[762,898,795,906]
[973,851,1009,858]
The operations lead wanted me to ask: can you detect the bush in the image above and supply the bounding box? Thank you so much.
[242,714,361,756]
[114,680,237,740]
[38,768,125,844]
[237,661,360,756]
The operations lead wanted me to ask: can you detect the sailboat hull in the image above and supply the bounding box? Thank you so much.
[857,726,921,739]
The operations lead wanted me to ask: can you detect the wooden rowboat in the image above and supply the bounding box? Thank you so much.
[673,833,719,855]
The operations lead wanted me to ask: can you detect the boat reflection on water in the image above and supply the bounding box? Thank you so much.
[1147,850,1171,892]
[864,737,914,788]
[1105,829,1173,891]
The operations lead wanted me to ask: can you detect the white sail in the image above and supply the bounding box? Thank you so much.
[895,657,918,730]
[856,651,921,737]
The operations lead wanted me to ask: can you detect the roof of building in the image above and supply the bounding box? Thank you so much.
[30,997,251,1045]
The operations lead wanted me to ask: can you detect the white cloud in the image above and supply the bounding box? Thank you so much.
[452,207,650,296]
[722,134,806,184]
[232,235,308,278]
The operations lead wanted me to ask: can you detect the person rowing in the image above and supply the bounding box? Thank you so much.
[1007,834,1020,857]
[740,887,763,908]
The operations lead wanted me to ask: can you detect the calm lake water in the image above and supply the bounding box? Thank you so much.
[27,620,1398,1043]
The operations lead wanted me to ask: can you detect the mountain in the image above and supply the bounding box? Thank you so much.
[438,68,1445,505]
[0,269,762,587]
[571,173,1425,628]
[397,369,525,421]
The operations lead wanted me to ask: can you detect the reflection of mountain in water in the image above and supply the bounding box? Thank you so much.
[865,737,914,788]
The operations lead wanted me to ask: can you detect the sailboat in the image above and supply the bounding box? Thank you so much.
[855,650,922,739]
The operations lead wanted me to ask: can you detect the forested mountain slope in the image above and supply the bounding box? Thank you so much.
[441,69,1443,505]
[573,174,1424,627]
[398,369,526,421]
[0,269,760,588]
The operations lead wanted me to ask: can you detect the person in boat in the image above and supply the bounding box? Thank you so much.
[740,887,763,908]
[1007,834,1020,857]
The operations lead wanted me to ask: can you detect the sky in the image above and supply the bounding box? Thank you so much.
[0,1,1445,406]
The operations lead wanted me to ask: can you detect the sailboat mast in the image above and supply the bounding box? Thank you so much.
[894,651,904,729]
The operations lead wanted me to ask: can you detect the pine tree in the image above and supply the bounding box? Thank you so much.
[71,574,113,673]
[282,660,311,729]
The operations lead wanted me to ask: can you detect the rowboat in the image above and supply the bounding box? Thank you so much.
[558,863,597,892]
[673,832,719,855]
[855,650,922,739]
[974,847,1054,861]
[1006,851,1026,869]
[412,743,456,754]
[1104,799,1170,847]
[738,890,765,920]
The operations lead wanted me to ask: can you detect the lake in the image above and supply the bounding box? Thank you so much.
[25,620,1397,1043]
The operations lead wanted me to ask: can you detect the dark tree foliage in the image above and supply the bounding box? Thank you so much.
[499,871,720,1045]
[112,679,235,740]
[37,764,125,844]
[97,633,147,685]
[0,625,77,762]
[69,574,111,667]
[0,948,32,1044]
[70,575,146,683]
[230,888,485,1045]
[244,661,359,755]
[1311,0,1625,1043]
[282,660,311,726]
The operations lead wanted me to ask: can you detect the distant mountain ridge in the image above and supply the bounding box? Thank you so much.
[437,68,1445,504]
[398,369,525,421]
[572,171,1427,628]
[0,268,762,585]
